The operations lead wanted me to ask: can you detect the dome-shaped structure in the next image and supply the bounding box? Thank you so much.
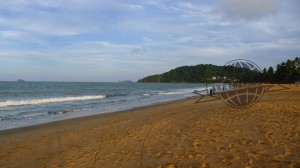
[217,59,264,109]
[217,59,262,83]
[219,86,265,109]
[224,59,261,72]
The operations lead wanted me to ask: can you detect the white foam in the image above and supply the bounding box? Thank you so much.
[0,95,106,108]
[159,91,177,95]
[158,87,207,95]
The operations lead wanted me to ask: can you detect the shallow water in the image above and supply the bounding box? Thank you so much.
[0,81,207,130]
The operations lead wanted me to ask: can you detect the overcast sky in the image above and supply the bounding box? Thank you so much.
[0,0,299,82]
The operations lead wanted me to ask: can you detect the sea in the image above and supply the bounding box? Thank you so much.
[0,81,208,131]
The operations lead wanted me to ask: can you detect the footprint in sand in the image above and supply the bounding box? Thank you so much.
[216,146,226,152]
[228,143,236,148]
[257,140,266,145]
[193,141,201,148]
[242,139,252,145]
[205,128,214,133]
[200,163,209,168]
[159,163,176,168]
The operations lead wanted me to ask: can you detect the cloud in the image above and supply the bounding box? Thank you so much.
[0,0,128,36]
[218,0,278,20]
[130,47,149,54]
[0,30,25,38]
[0,0,299,81]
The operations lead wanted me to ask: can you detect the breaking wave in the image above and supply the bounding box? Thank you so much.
[0,95,106,108]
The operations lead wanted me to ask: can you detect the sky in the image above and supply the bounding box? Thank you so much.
[0,0,299,82]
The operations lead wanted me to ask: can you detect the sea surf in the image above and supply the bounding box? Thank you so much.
[0,81,207,130]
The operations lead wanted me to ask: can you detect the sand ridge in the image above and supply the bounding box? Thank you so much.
[0,85,299,167]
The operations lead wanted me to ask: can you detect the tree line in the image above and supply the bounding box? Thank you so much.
[138,64,222,83]
[262,57,300,83]
[137,57,300,84]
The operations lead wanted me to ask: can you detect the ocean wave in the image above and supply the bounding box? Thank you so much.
[158,91,177,95]
[0,111,49,121]
[0,109,76,121]
[158,90,193,95]
[48,109,74,115]
[105,93,133,98]
[0,95,106,108]
[141,93,151,96]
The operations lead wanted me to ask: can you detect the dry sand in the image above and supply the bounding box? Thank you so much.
[0,84,299,167]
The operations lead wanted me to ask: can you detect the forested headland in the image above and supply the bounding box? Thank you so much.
[137,57,300,84]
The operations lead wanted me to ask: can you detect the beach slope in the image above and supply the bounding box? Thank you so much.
[0,85,299,167]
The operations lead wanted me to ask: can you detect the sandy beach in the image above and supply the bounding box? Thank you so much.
[0,84,299,167]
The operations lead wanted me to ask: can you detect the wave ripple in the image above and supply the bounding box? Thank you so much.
[0,95,106,107]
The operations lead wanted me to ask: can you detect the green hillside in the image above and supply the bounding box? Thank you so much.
[138,64,224,83]
[137,57,300,83]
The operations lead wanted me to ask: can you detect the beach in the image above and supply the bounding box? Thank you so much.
[0,84,299,167]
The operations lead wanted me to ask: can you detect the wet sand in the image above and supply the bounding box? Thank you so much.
[0,84,299,167]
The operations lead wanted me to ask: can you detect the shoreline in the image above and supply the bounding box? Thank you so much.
[0,84,299,167]
[0,82,208,132]
[0,81,232,133]
[0,96,197,134]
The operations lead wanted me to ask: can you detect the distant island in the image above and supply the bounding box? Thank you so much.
[118,80,135,83]
[138,57,300,84]
[17,79,25,82]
